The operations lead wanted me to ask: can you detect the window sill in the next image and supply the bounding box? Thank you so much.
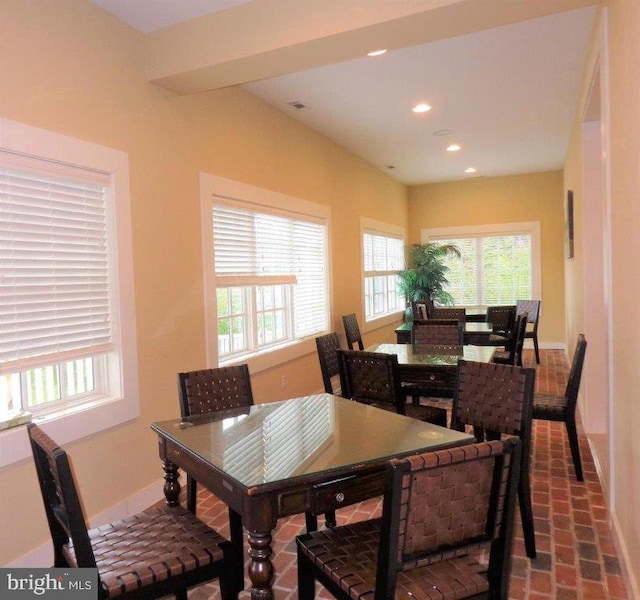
[219,336,318,375]
[362,310,405,334]
[0,394,139,468]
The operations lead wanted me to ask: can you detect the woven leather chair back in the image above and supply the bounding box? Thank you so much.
[413,344,463,356]
[431,307,466,323]
[512,311,529,365]
[342,313,364,350]
[494,312,528,366]
[411,320,463,345]
[338,349,403,413]
[565,334,587,407]
[516,299,541,326]
[486,305,516,334]
[315,332,341,394]
[29,424,96,568]
[452,359,535,440]
[386,440,520,568]
[178,364,254,417]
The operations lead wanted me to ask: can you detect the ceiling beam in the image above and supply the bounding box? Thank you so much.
[144,0,600,94]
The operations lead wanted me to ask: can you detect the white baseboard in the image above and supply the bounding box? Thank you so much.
[527,341,566,351]
[610,510,640,600]
[4,478,168,567]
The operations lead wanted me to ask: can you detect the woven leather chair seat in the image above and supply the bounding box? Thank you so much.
[316,332,342,395]
[298,518,490,600]
[342,313,364,350]
[488,333,509,346]
[533,392,568,419]
[398,402,448,428]
[63,506,226,598]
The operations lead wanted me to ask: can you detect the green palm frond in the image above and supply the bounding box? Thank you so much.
[397,242,460,304]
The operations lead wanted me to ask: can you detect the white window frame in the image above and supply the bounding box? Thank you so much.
[421,221,542,310]
[360,217,406,330]
[0,118,139,467]
[200,173,332,374]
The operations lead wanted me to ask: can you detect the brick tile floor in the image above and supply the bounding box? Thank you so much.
[185,349,629,600]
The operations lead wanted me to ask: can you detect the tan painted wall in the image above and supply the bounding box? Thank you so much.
[408,172,566,346]
[564,2,640,596]
[0,0,407,564]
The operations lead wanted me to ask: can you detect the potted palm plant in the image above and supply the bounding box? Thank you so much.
[397,242,461,320]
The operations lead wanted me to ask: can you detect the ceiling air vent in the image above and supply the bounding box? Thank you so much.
[287,101,307,110]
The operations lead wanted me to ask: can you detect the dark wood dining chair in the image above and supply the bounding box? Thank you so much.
[411,319,463,345]
[517,299,542,364]
[315,332,341,395]
[178,365,254,514]
[178,364,253,588]
[533,334,587,480]
[492,311,528,366]
[296,438,522,600]
[338,349,447,427]
[27,423,237,600]
[486,304,517,345]
[451,359,537,559]
[341,313,364,350]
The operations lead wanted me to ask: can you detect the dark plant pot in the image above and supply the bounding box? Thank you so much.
[403,305,414,323]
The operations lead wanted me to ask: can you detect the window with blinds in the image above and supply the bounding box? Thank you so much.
[363,231,404,321]
[213,201,328,361]
[0,151,113,419]
[432,232,533,306]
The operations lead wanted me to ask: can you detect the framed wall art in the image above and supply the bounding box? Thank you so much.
[565,190,574,259]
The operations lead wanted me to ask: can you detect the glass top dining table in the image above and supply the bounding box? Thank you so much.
[369,342,496,366]
[151,393,473,600]
[394,320,494,344]
[366,342,496,398]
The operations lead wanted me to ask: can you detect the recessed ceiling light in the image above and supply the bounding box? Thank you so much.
[465,167,477,174]
[446,144,461,152]
[367,49,387,57]
[411,103,432,114]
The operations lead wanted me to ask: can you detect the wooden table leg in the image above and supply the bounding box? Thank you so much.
[247,531,274,600]
[161,459,181,507]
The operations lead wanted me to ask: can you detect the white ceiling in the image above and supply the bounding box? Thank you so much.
[89,0,254,33]
[87,1,597,185]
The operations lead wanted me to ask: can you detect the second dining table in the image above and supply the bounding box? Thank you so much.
[395,320,494,344]
[366,342,496,397]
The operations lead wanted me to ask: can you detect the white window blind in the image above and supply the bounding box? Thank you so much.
[434,233,532,306]
[0,152,112,375]
[212,202,328,347]
[363,231,404,275]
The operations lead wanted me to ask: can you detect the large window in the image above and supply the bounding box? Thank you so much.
[423,222,541,307]
[201,174,330,367]
[0,118,138,467]
[361,219,405,323]
[1,156,111,420]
